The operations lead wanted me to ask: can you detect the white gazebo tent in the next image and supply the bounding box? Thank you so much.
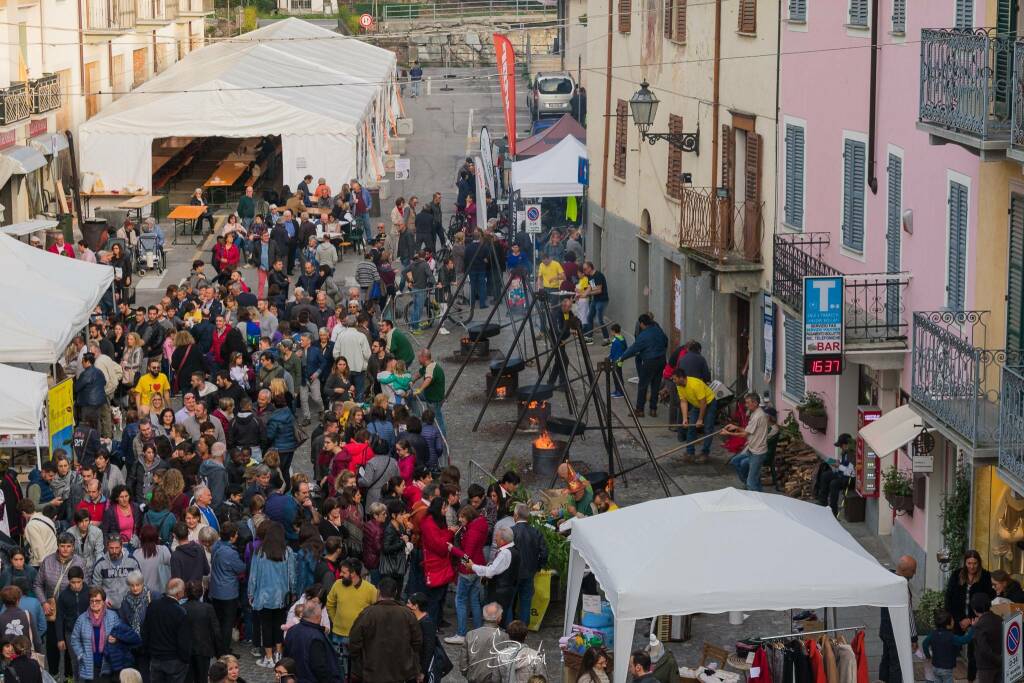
[0,363,48,467]
[564,488,915,683]
[78,18,398,193]
[0,233,114,363]
[509,135,588,198]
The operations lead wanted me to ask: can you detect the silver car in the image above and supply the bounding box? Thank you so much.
[529,72,576,119]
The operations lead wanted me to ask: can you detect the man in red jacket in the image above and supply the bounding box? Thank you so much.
[445,504,488,644]
[47,233,75,258]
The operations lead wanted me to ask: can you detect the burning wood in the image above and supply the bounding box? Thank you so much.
[495,386,507,398]
[534,431,556,449]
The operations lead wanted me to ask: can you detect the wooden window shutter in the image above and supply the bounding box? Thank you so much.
[614,99,628,178]
[664,0,673,38]
[744,133,762,204]
[720,124,734,193]
[676,0,687,40]
[619,0,631,33]
[738,0,756,33]
[666,115,684,199]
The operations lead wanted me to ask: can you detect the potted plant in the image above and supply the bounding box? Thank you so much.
[883,465,915,514]
[797,392,828,432]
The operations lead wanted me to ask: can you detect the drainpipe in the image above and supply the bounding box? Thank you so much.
[709,0,721,190]
[599,0,613,209]
[867,0,879,194]
[78,0,86,98]
[773,0,781,232]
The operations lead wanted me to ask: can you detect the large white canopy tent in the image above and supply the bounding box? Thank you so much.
[0,233,114,363]
[564,488,915,683]
[509,134,588,198]
[0,364,47,436]
[78,18,398,193]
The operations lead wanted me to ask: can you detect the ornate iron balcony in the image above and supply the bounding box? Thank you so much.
[772,233,840,312]
[919,27,1015,149]
[678,188,763,266]
[30,74,60,114]
[999,365,1024,485]
[1,82,32,126]
[911,310,1018,449]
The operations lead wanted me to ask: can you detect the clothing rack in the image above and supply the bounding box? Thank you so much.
[758,624,866,642]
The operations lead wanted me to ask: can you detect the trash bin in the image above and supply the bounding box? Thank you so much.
[81,217,109,252]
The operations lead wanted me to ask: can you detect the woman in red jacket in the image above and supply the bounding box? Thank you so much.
[447,505,488,643]
[419,497,455,625]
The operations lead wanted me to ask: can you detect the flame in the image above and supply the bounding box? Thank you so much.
[527,401,540,408]
[534,431,556,449]
[495,386,507,398]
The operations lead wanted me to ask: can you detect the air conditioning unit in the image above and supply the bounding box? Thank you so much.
[396,117,414,136]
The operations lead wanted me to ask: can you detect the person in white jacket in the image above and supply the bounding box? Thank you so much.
[330,315,371,400]
[19,500,57,567]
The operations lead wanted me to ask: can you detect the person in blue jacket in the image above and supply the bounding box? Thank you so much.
[265,395,298,482]
[70,586,137,682]
[618,314,668,417]
[209,522,247,655]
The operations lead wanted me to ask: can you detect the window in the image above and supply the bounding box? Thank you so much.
[892,0,906,32]
[666,115,684,199]
[946,179,969,311]
[954,0,973,29]
[738,0,756,33]
[849,0,869,26]
[84,61,99,119]
[789,0,806,21]
[614,99,628,179]
[841,137,866,252]
[784,317,805,401]
[132,48,148,88]
[1008,193,1024,352]
[619,0,631,33]
[784,123,805,230]
[665,0,686,40]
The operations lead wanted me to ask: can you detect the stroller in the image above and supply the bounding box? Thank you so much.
[135,232,165,277]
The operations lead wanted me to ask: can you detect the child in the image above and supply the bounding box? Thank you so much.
[922,609,973,683]
[421,409,446,471]
[608,323,628,398]
[377,359,413,407]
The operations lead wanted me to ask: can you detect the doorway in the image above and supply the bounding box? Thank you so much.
[637,237,650,316]
[667,260,682,350]
[734,295,750,394]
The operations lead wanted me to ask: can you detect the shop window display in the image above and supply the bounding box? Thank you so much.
[975,465,1024,579]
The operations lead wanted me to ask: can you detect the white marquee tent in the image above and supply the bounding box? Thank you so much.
[509,134,588,198]
[0,364,47,436]
[564,488,915,683]
[0,233,114,363]
[78,18,398,193]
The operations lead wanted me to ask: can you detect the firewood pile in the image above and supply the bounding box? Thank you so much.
[764,427,822,500]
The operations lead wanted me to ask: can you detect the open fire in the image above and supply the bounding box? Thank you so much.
[495,386,507,398]
[518,399,550,432]
[533,431,556,449]
[531,430,567,476]
[460,336,490,357]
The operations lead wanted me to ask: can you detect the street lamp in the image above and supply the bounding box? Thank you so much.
[629,80,700,154]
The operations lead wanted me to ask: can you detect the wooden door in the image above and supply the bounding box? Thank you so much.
[84,62,100,119]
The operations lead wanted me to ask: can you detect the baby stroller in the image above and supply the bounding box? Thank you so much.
[135,232,165,277]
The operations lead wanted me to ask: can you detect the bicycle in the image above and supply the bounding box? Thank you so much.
[399,286,473,332]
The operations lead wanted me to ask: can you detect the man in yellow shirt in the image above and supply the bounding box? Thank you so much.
[671,368,719,463]
[325,558,378,678]
[535,254,565,335]
[132,357,170,409]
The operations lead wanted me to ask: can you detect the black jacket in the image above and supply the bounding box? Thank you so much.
[973,611,1002,671]
[417,616,437,675]
[182,599,222,658]
[397,229,416,262]
[170,542,210,584]
[283,618,339,683]
[142,595,192,662]
[511,521,548,577]
[229,412,265,449]
[945,570,996,625]
[56,586,89,644]
[415,211,435,240]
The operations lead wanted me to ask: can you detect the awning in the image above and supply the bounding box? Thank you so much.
[0,218,58,237]
[858,404,928,456]
[0,145,46,188]
[29,133,69,157]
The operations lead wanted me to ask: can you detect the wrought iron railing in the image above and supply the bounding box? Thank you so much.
[30,74,59,114]
[845,272,912,346]
[678,188,763,264]
[999,365,1024,482]
[382,0,554,21]
[1010,41,1024,156]
[772,233,840,312]
[2,82,31,126]
[919,27,1015,142]
[911,310,1018,448]
[85,0,136,30]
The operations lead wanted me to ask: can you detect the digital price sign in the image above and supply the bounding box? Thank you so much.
[802,276,844,377]
[803,356,843,376]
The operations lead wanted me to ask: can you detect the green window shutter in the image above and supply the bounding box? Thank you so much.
[946,180,969,311]
[886,154,902,328]
[789,0,806,21]
[784,124,805,230]
[849,0,868,26]
[955,0,974,29]
[842,138,866,252]
[784,317,805,400]
[892,0,906,32]
[1007,193,1024,352]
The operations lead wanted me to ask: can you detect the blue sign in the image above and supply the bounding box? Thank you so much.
[802,276,844,375]
[1008,622,1021,656]
[578,157,589,186]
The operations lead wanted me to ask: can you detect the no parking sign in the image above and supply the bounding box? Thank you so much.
[525,204,541,234]
[1005,612,1023,683]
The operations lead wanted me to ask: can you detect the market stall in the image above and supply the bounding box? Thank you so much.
[509,135,588,198]
[77,18,398,196]
[563,488,915,683]
[516,114,586,158]
[0,364,48,467]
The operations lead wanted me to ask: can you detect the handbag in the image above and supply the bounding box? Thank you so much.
[293,421,310,445]
[378,549,407,577]
[428,634,454,682]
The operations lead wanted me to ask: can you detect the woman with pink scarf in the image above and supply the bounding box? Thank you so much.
[69,587,126,682]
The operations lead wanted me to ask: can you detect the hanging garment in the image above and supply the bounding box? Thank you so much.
[850,630,869,683]
[770,644,787,683]
[821,637,840,683]
[566,196,578,222]
[835,643,858,683]
[805,639,827,683]
[786,640,813,683]
[751,646,773,683]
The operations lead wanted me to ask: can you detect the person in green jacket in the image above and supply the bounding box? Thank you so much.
[413,348,447,435]
[381,319,415,365]
[237,185,256,229]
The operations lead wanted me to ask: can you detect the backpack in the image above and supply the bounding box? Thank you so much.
[293,547,318,596]
[663,345,688,379]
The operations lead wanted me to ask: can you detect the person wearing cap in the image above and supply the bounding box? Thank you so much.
[723,393,774,492]
[816,433,857,516]
[553,463,594,519]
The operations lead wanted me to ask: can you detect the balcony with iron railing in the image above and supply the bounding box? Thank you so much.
[84,0,136,33]
[773,233,910,349]
[918,27,1015,157]
[178,0,213,15]
[912,310,1018,452]
[678,188,763,269]
[999,365,1024,488]
[1,82,32,126]
[30,74,59,114]
[137,0,178,22]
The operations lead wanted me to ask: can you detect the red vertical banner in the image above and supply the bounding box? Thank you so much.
[493,33,517,156]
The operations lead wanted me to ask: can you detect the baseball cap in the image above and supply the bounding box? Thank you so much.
[834,433,854,447]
